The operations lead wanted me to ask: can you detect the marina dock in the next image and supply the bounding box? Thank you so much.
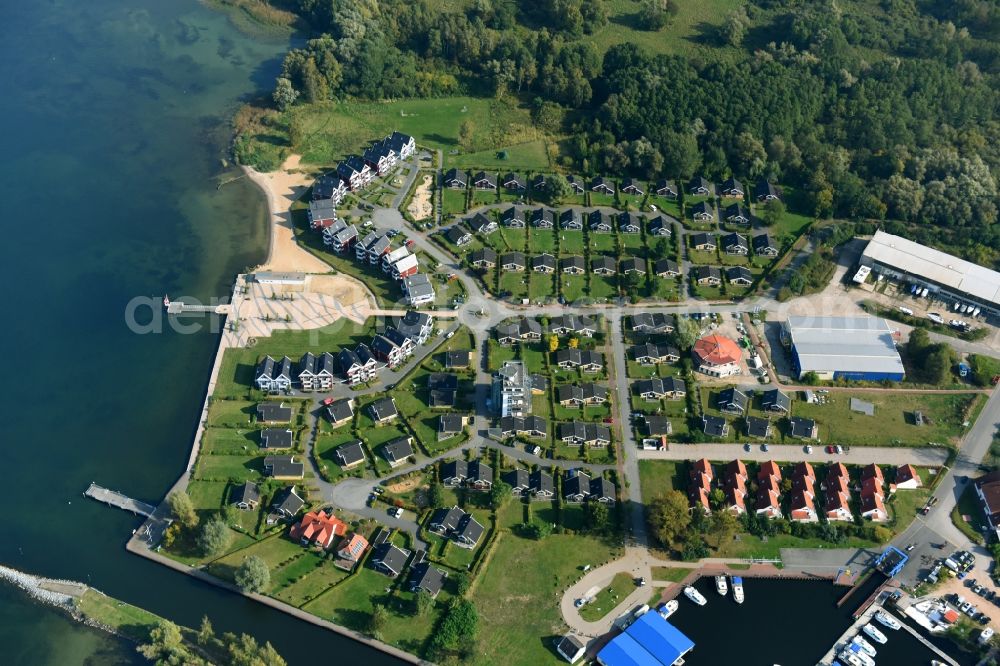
[83,483,156,517]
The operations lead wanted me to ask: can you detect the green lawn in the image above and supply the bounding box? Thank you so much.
[589,275,619,300]
[283,96,543,166]
[202,427,266,456]
[470,532,621,666]
[186,480,230,512]
[559,231,586,254]
[715,532,877,560]
[638,460,681,501]
[952,484,987,544]
[449,139,551,171]
[207,400,256,428]
[589,232,618,253]
[207,535,306,582]
[530,228,558,253]
[650,567,691,583]
[529,272,557,301]
[441,187,467,218]
[272,563,350,607]
[621,233,645,251]
[500,228,529,252]
[578,572,636,622]
[194,454,262,482]
[560,275,587,302]
[500,271,529,300]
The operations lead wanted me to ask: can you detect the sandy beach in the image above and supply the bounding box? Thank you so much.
[242,154,337,274]
[241,155,376,311]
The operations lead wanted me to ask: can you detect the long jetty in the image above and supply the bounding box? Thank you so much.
[166,301,230,315]
[84,483,155,517]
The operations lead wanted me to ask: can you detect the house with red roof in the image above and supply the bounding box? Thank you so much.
[335,532,369,569]
[690,459,713,482]
[724,485,746,514]
[860,491,888,522]
[895,464,921,490]
[725,459,747,484]
[824,490,852,521]
[793,473,815,499]
[755,488,782,519]
[758,460,782,485]
[861,464,883,486]
[789,489,818,522]
[692,334,742,378]
[689,485,710,513]
[290,510,347,549]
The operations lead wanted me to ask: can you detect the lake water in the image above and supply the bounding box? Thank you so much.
[670,576,972,666]
[0,1,400,663]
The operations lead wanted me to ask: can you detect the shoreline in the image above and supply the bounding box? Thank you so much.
[124,271,424,664]
[240,155,333,275]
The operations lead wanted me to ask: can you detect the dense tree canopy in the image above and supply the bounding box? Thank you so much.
[255,0,1000,258]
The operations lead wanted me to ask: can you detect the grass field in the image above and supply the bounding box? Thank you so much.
[791,392,980,447]
[286,97,546,168]
[449,139,551,171]
[272,563,350,607]
[202,427,265,456]
[578,572,636,622]
[638,460,681,501]
[650,566,691,583]
[471,532,621,666]
[531,228,558,253]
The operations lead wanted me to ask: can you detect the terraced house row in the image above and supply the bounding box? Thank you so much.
[441,169,780,204]
[254,311,434,390]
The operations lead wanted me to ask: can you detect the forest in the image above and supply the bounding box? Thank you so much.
[243,0,1000,259]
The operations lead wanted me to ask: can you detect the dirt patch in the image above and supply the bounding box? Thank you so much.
[307,274,372,309]
[407,174,433,221]
[385,477,424,494]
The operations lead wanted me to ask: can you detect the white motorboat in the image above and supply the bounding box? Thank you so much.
[852,635,878,657]
[874,610,901,631]
[838,644,875,666]
[715,575,728,595]
[862,623,888,645]
[732,576,744,604]
[657,600,678,619]
[683,586,707,606]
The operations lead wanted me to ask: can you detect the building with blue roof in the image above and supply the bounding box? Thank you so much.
[597,612,694,666]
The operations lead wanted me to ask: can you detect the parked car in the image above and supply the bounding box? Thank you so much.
[804,445,813,454]
[744,443,752,452]
[826,445,836,454]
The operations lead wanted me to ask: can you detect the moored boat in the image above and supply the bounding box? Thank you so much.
[874,610,901,631]
[657,600,679,619]
[838,644,875,666]
[683,586,707,606]
[715,575,728,596]
[732,576,744,604]
[852,635,877,657]
[863,623,888,645]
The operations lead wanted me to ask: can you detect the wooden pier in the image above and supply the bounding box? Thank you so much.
[165,301,230,315]
[84,483,156,517]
